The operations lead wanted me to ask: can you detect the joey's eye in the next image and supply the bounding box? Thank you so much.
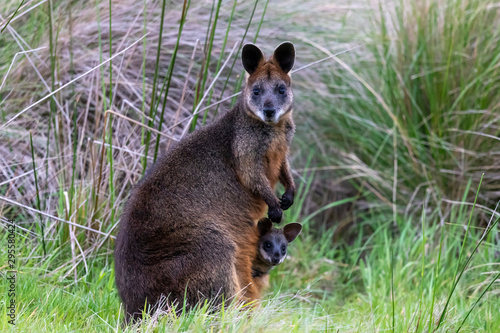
[278,87,286,94]
[265,242,272,249]
[253,88,260,96]
[281,245,286,252]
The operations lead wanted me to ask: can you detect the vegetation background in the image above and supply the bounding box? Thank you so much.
[0,0,499,331]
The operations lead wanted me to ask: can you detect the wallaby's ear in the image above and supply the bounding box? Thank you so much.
[272,42,295,74]
[242,44,265,75]
[258,218,273,236]
[283,223,302,243]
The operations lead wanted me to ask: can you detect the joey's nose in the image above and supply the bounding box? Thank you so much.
[271,252,281,264]
[263,108,276,119]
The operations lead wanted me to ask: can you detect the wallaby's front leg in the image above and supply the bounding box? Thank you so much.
[279,159,295,210]
[236,155,282,223]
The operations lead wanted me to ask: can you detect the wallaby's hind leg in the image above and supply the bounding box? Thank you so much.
[173,224,241,308]
[123,223,241,321]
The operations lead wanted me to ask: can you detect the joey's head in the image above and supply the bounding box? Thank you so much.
[257,218,302,266]
[241,42,295,124]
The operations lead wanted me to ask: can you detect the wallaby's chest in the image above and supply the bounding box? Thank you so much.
[264,133,288,188]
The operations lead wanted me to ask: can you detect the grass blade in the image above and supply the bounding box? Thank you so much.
[152,0,191,162]
[190,0,222,129]
[30,131,46,256]
[203,0,238,123]
[455,202,500,332]
[428,219,445,332]
[142,0,168,172]
[1,0,26,32]
[436,174,484,329]
[455,271,500,332]
[212,0,260,119]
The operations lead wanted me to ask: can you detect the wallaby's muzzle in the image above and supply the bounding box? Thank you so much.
[263,107,276,122]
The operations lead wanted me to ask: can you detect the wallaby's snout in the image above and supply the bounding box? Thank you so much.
[271,252,281,265]
[263,99,276,122]
[263,106,276,122]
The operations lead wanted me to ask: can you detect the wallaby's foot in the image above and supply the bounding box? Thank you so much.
[268,205,283,223]
[280,190,294,210]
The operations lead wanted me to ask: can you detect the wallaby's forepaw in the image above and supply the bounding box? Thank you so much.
[280,191,294,210]
[268,206,283,223]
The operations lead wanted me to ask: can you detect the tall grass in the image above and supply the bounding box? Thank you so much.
[189,0,221,130]
[142,0,169,171]
[0,0,499,331]
[152,0,190,162]
[306,0,500,222]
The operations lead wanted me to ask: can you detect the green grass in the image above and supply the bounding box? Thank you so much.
[1,200,499,331]
[1,0,499,331]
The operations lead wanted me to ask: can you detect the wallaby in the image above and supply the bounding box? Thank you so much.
[114,42,296,322]
[251,218,302,295]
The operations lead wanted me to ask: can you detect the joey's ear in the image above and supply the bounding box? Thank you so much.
[242,44,265,75]
[258,218,273,236]
[283,223,302,243]
[272,42,295,74]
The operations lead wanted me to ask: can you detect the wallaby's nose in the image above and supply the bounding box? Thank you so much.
[272,257,280,265]
[263,108,276,119]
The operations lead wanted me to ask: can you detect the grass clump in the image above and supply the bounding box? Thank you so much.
[303,0,500,226]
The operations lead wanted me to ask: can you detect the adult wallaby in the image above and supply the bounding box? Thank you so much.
[114,42,296,322]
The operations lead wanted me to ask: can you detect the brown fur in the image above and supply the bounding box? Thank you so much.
[114,42,296,322]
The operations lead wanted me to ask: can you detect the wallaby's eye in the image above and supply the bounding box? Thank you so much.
[253,87,260,96]
[265,242,272,249]
[281,245,286,253]
[278,87,286,94]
